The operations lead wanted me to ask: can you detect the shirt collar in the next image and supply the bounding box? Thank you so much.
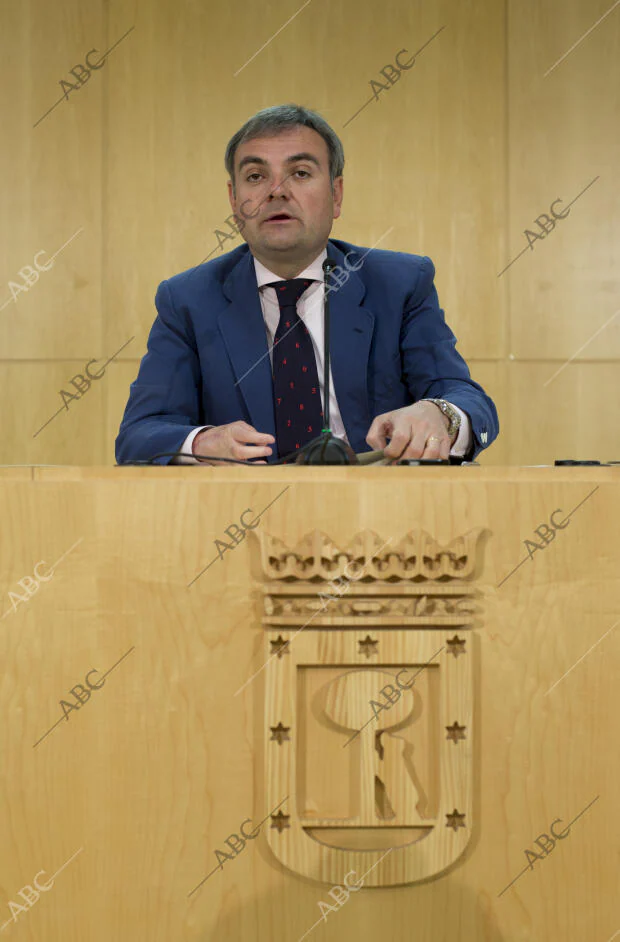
[253,247,328,288]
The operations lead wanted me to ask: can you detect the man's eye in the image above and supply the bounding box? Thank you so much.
[246,172,263,182]
[295,169,310,178]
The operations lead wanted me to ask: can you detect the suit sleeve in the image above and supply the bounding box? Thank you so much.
[115,280,204,464]
[400,256,499,458]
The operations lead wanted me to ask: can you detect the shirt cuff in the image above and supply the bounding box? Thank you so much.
[445,404,472,457]
[172,427,213,464]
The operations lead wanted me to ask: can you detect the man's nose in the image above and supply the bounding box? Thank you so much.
[269,183,289,199]
[269,171,294,197]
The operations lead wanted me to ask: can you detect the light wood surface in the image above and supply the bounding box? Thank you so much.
[1,0,618,467]
[0,466,618,940]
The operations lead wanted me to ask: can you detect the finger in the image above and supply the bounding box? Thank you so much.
[398,426,428,460]
[366,416,391,450]
[421,436,443,459]
[384,426,414,459]
[232,443,274,461]
[233,426,275,445]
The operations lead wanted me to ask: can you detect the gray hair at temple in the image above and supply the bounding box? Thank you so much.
[224,104,345,194]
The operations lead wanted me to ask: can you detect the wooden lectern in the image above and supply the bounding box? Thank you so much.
[0,466,617,941]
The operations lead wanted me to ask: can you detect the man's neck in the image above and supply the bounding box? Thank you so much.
[252,246,327,280]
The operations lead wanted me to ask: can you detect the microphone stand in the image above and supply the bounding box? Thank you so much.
[284,257,357,465]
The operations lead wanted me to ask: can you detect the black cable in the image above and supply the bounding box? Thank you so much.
[124,430,351,467]
[274,429,335,465]
[118,452,268,466]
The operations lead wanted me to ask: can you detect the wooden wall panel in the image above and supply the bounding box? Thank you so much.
[507,360,620,465]
[0,363,107,465]
[0,2,104,361]
[507,0,620,360]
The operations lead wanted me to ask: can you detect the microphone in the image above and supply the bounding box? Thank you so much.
[293,256,357,465]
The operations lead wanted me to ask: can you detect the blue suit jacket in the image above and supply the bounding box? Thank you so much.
[115,239,499,463]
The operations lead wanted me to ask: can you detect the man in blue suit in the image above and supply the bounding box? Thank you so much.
[116,104,498,465]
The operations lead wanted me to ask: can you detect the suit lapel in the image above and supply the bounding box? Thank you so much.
[218,251,276,439]
[325,241,375,448]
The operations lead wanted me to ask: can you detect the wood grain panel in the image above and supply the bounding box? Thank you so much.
[507,360,620,465]
[0,362,107,465]
[0,1,104,360]
[507,0,620,360]
[0,468,618,940]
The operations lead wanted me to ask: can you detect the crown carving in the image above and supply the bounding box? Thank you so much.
[259,528,484,582]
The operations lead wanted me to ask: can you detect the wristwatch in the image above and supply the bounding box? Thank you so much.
[420,398,461,440]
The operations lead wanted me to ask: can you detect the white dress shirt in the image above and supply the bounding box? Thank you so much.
[178,248,471,461]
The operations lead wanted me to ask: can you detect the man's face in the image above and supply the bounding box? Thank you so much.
[227,127,343,271]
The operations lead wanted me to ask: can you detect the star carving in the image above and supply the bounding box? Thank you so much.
[446,634,466,658]
[446,721,466,744]
[270,635,290,658]
[270,722,290,745]
[445,809,466,831]
[358,635,378,658]
[271,810,290,833]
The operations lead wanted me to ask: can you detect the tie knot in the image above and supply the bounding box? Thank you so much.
[267,278,313,309]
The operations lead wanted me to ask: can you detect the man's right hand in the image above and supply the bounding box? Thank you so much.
[192,421,275,465]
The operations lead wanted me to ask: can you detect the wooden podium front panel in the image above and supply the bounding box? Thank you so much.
[0,467,617,942]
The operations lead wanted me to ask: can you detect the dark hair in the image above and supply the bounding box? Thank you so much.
[225,104,344,192]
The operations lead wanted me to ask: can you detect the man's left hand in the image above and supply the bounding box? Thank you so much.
[366,401,454,461]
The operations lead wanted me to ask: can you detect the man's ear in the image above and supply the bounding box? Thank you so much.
[227,179,236,213]
[332,176,344,220]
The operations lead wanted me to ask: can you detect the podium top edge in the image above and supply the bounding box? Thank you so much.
[0,465,617,483]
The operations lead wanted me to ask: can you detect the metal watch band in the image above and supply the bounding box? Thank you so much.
[420,398,461,439]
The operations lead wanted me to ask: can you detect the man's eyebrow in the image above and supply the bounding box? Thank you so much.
[237,155,268,171]
[237,152,321,172]
[284,152,321,166]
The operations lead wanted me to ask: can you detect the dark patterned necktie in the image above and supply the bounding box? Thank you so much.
[267,278,324,458]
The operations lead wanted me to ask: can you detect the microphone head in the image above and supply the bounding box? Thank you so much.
[323,257,337,274]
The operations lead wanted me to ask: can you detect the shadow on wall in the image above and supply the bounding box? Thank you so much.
[196,874,509,942]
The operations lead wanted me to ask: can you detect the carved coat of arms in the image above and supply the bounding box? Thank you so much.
[256,528,483,887]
